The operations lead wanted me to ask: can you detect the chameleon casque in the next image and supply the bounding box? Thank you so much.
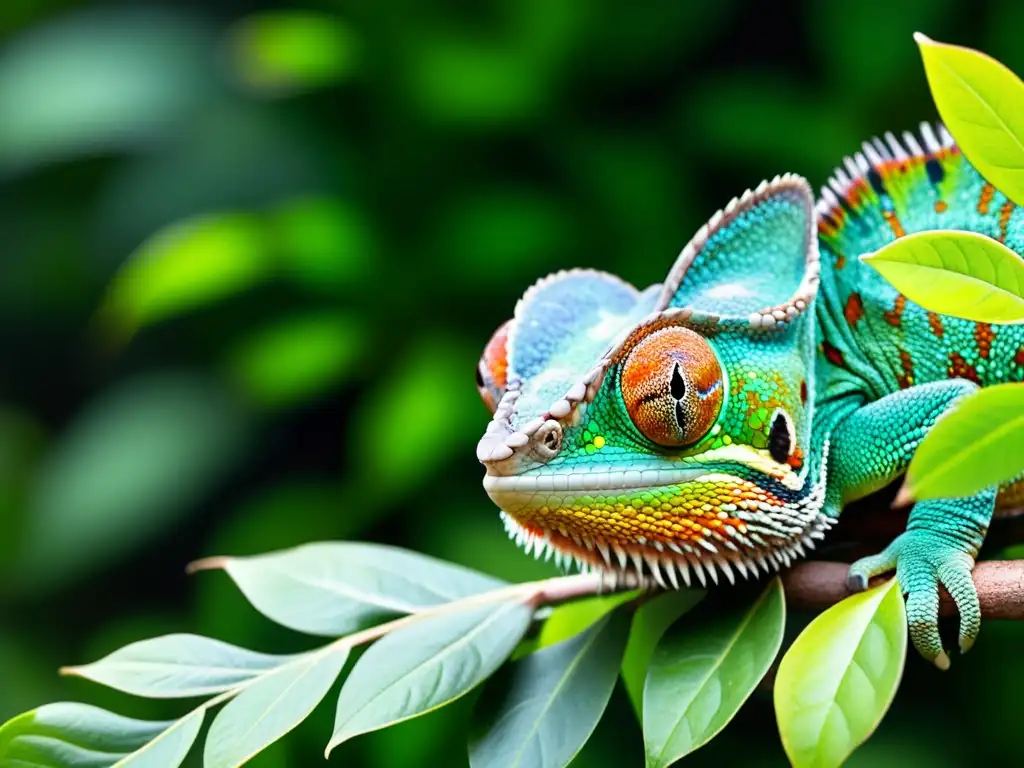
[474,122,1024,668]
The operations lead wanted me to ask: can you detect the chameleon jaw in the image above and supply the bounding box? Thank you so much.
[499,510,831,590]
[491,444,835,589]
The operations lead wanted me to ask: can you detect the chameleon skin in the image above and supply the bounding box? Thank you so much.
[475,124,1023,666]
[815,125,1024,667]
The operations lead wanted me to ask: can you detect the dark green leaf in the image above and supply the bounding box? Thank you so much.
[469,609,631,768]
[643,579,785,767]
[15,374,247,594]
[227,311,365,408]
[620,590,705,719]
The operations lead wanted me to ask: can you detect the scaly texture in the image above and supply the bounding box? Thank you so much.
[475,124,1024,666]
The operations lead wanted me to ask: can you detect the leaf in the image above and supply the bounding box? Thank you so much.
[272,196,375,293]
[897,383,1024,503]
[62,633,299,698]
[468,609,631,768]
[775,578,907,768]
[0,8,213,173]
[916,33,1024,206]
[15,374,247,595]
[0,702,202,767]
[514,591,638,658]
[191,541,505,637]
[205,647,348,768]
[227,311,365,408]
[643,579,785,767]
[350,337,481,504]
[228,11,359,96]
[620,590,705,719]
[99,212,273,341]
[327,599,534,754]
[861,230,1024,323]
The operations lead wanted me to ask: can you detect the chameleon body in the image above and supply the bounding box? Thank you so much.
[475,123,1024,666]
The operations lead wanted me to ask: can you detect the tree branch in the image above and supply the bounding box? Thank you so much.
[781,560,1024,619]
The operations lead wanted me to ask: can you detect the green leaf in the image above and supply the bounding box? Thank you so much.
[191,541,505,637]
[351,337,481,503]
[227,311,365,408]
[0,8,213,172]
[620,590,705,719]
[916,33,1024,206]
[62,633,299,698]
[272,197,374,293]
[205,647,348,768]
[643,579,785,767]
[515,591,637,658]
[228,11,359,96]
[15,374,247,595]
[899,383,1024,502]
[99,212,272,341]
[861,230,1024,323]
[327,600,533,754]
[775,578,907,768]
[468,609,631,768]
[0,703,202,767]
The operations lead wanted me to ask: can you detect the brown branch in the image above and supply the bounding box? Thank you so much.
[782,560,1024,619]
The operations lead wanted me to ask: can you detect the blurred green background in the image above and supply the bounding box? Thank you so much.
[3,0,1024,765]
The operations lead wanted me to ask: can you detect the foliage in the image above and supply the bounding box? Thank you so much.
[916,33,1024,207]
[866,37,1024,499]
[861,231,1024,324]
[775,579,907,768]
[0,545,908,767]
[3,4,1024,768]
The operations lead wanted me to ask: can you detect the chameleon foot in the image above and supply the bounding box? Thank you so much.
[847,530,980,670]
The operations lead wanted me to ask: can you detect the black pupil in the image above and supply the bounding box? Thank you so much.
[671,363,687,432]
[475,364,486,389]
[670,363,686,399]
[768,412,792,463]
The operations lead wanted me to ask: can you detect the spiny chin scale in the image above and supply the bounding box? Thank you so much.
[499,509,832,590]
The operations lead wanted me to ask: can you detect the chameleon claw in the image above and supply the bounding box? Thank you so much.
[933,650,951,671]
[846,572,869,592]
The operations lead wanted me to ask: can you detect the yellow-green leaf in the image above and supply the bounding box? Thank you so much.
[99,212,272,341]
[861,230,1024,323]
[775,578,907,768]
[899,383,1024,503]
[228,11,359,96]
[916,33,1024,206]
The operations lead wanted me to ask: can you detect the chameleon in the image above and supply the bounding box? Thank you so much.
[474,122,1024,668]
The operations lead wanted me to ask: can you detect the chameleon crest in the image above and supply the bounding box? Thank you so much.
[476,175,826,587]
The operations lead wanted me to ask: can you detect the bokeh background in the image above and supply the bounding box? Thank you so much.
[3,0,1024,765]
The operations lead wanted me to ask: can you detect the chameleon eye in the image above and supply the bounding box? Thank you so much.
[620,327,724,448]
[477,320,512,414]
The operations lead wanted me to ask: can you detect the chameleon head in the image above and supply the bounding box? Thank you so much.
[475,174,830,587]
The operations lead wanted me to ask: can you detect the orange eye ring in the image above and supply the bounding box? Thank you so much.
[620,327,724,447]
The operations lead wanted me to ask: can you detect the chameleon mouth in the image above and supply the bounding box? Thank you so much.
[500,510,832,590]
[482,467,706,494]
[490,446,834,589]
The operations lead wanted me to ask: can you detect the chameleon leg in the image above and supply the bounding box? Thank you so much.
[826,380,996,669]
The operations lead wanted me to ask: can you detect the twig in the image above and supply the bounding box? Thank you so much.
[782,560,1024,619]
